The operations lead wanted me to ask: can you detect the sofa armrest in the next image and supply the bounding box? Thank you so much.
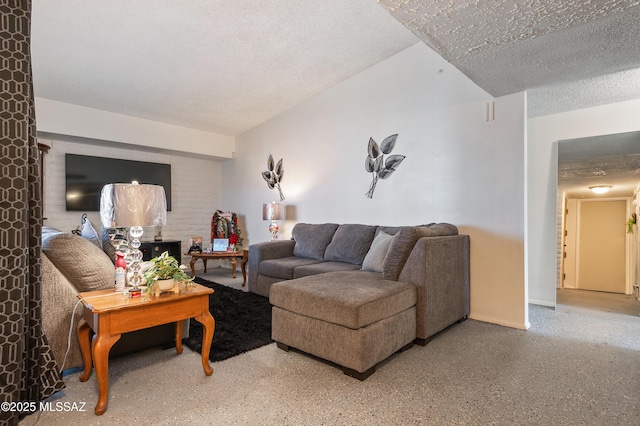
[398,235,470,340]
[42,254,84,371]
[248,240,296,292]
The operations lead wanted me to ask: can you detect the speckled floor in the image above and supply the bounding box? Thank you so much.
[557,288,640,323]
[21,270,640,425]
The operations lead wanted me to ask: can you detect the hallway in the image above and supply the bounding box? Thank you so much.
[556,288,640,324]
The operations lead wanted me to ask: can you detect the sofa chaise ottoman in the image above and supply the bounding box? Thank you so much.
[270,270,417,379]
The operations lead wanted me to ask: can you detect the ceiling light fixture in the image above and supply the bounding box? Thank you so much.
[589,185,612,194]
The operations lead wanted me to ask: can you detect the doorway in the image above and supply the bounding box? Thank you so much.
[577,199,626,293]
[556,131,640,320]
[561,197,631,293]
[559,197,637,320]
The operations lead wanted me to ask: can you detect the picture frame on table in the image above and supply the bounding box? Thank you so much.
[188,236,203,253]
[212,238,229,252]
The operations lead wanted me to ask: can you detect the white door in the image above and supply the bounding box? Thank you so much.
[577,200,626,293]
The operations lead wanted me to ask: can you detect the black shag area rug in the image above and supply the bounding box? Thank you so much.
[183,277,273,362]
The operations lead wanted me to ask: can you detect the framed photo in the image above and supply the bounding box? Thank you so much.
[188,236,203,253]
[212,238,229,252]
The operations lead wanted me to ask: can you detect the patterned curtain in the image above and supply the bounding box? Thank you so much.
[0,1,65,424]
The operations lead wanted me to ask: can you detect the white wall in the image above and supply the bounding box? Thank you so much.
[222,43,528,329]
[528,98,640,306]
[35,97,235,159]
[40,137,222,256]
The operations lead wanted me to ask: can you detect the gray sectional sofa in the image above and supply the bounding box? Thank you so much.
[248,222,470,380]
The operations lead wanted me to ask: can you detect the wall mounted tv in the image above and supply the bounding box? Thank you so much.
[65,154,172,212]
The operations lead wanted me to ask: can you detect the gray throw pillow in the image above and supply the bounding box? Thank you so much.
[361,231,394,272]
[382,227,419,281]
[80,218,101,249]
[292,223,339,260]
[324,224,377,265]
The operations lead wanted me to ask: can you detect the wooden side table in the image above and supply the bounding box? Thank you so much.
[77,284,215,415]
[188,249,249,286]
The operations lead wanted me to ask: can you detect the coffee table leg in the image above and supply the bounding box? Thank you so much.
[194,310,215,376]
[190,257,196,277]
[241,256,247,286]
[78,318,92,382]
[175,320,184,354]
[231,258,237,278]
[93,332,121,415]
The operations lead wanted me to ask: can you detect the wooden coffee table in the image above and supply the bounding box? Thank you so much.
[77,283,215,415]
[188,249,248,286]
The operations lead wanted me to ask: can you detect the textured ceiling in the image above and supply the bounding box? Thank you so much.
[379,0,640,199]
[558,131,640,198]
[378,0,640,117]
[31,0,640,137]
[31,0,418,136]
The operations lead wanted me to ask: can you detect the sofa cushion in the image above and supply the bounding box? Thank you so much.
[362,231,394,273]
[324,224,377,265]
[376,226,405,236]
[270,271,417,330]
[260,256,323,280]
[42,232,114,293]
[293,261,361,279]
[292,223,339,260]
[418,223,458,237]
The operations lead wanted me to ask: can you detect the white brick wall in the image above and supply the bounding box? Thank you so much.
[40,137,222,257]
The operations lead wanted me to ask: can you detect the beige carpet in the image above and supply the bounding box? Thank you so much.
[21,270,640,425]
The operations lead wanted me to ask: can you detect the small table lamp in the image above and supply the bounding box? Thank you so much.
[263,202,284,240]
[100,182,167,296]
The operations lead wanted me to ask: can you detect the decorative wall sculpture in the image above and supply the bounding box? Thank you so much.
[262,154,285,201]
[365,134,405,198]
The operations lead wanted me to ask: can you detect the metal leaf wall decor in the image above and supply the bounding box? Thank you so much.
[364,134,405,198]
[262,154,285,201]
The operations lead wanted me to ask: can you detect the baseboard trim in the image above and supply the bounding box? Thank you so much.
[528,299,555,308]
[469,313,529,330]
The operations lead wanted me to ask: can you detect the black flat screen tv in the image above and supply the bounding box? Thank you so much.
[65,154,172,212]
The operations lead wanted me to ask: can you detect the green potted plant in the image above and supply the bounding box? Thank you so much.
[143,251,194,294]
[627,213,637,234]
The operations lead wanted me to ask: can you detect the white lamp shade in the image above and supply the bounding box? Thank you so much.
[263,202,284,221]
[100,183,167,228]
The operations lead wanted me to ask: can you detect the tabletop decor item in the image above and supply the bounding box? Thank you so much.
[100,182,167,297]
[143,251,194,296]
[263,201,284,240]
[188,236,203,253]
[212,210,243,249]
